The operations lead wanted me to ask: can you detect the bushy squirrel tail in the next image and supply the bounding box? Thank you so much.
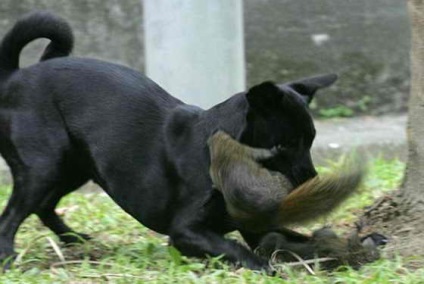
[277,155,366,226]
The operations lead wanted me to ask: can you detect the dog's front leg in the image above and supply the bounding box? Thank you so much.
[240,227,311,250]
[170,226,270,272]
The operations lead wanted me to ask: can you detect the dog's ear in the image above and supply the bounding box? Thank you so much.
[246,81,281,112]
[286,73,338,104]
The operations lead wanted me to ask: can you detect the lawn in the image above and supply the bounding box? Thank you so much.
[0,157,423,283]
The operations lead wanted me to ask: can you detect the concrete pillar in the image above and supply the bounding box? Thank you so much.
[143,0,245,109]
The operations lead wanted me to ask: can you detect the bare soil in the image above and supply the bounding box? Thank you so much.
[360,191,424,263]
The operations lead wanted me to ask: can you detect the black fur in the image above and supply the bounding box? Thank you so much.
[0,12,337,271]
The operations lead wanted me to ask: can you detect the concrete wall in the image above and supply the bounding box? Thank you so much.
[0,0,144,184]
[244,0,411,116]
[0,1,412,182]
[0,0,144,70]
[0,0,410,115]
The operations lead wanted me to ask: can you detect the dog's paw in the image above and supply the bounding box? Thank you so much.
[0,240,16,270]
[60,232,92,245]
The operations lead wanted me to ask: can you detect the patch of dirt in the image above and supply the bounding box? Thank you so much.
[359,191,424,260]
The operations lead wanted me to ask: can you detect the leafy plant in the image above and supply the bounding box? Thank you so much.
[319,105,355,118]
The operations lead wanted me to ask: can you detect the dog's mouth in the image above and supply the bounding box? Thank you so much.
[259,151,290,173]
[275,144,288,153]
[261,149,318,188]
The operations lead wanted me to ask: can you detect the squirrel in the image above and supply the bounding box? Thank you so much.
[256,227,387,270]
[207,130,365,232]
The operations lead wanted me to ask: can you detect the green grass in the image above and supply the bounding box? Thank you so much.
[315,156,405,226]
[0,157,423,283]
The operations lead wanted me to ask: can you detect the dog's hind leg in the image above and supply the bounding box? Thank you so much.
[0,167,65,264]
[38,210,91,245]
[0,116,92,263]
[36,175,91,245]
[0,189,27,263]
[0,149,89,264]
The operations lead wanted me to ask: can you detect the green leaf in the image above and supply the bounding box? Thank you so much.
[167,246,182,265]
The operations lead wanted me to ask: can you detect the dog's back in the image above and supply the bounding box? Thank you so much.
[0,12,184,237]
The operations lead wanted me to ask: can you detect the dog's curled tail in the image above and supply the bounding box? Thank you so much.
[0,11,73,72]
[277,155,366,226]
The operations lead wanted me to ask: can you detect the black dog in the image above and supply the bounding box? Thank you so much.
[0,12,337,271]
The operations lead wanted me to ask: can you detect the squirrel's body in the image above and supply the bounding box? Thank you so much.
[208,131,292,223]
[257,227,385,270]
[208,131,365,232]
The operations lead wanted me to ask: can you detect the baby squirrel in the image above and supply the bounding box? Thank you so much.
[207,130,365,232]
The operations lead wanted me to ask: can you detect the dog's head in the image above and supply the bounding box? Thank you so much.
[239,74,337,187]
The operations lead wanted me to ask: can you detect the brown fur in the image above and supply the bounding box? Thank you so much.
[257,227,381,270]
[208,131,292,230]
[208,131,365,232]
